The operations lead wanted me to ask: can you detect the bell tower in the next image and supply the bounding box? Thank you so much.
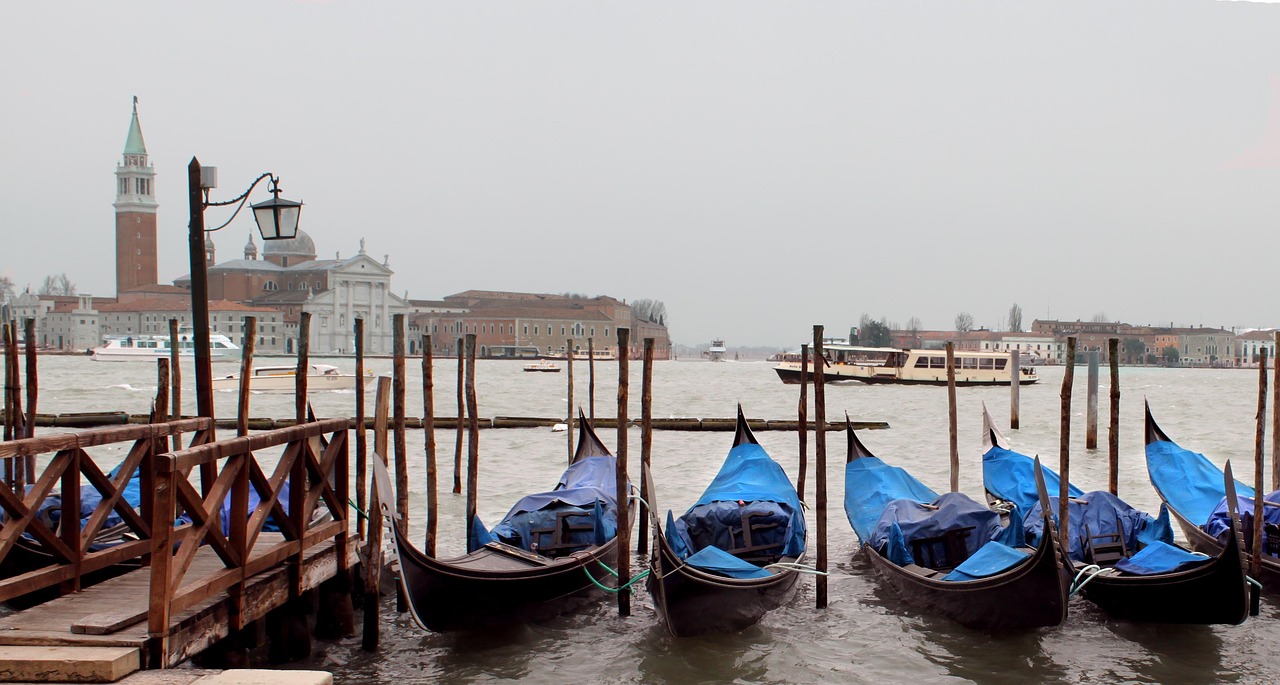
[114,96,159,295]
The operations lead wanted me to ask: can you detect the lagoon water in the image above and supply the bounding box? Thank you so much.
[25,355,1280,684]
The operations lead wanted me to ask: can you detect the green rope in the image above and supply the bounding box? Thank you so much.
[349,498,368,521]
[584,564,650,593]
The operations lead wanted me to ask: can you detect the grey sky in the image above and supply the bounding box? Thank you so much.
[3,1,1279,348]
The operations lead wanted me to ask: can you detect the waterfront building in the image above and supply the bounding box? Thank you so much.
[1181,328,1236,367]
[114,98,158,296]
[1237,330,1277,367]
[41,295,100,352]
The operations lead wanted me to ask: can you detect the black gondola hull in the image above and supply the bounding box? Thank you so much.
[648,533,801,637]
[861,532,1068,632]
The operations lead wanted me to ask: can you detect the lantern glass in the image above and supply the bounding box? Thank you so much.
[251,195,303,240]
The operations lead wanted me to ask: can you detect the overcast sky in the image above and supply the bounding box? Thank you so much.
[3,1,1279,347]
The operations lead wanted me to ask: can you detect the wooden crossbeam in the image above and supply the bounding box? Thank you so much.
[79,446,150,546]
[0,451,75,563]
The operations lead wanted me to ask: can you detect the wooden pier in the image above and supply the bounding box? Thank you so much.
[0,418,355,682]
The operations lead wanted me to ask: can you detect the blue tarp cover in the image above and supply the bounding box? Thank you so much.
[1114,540,1210,575]
[1024,491,1174,564]
[1146,439,1252,527]
[475,455,620,553]
[665,442,805,562]
[684,545,773,579]
[941,541,1030,582]
[869,492,1019,567]
[1202,491,1280,548]
[983,446,1082,514]
[844,456,938,542]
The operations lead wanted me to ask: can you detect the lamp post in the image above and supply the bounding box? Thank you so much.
[187,156,302,419]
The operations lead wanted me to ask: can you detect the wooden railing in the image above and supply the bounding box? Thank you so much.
[0,418,215,603]
[146,418,349,664]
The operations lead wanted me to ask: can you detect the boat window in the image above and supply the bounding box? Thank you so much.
[914,357,930,368]
[979,359,995,370]
[995,359,1007,370]
[929,357,947,368]
[961,357,978,369]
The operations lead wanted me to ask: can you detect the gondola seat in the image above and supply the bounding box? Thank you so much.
[528,509,597,556]
[908,526,975,571]
[1084,519,1130,567]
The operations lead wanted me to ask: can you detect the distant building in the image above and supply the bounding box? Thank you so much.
[114,98,158,296]
[42,295,100,351]
[1238,330,1277,367]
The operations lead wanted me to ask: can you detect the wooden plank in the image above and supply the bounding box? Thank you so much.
[0,419,211,459]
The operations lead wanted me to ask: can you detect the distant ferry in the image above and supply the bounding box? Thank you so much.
[706,339,727,362]
[774,343,1038,386]
[91,332,241,362]
[212,364,372,392]
[542,349,617,362]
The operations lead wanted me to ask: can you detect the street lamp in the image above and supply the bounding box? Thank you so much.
[187,157,303,419]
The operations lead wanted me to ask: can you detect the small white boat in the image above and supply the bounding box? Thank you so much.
[706,339,727,362]
[523,360,561,373]
[212,364,374,392]
[91,331,240,362]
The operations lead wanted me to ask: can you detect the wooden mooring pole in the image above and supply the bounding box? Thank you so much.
[295,313,310,425]
[1108,338,1120,496]
[588,337,596,422]
[453,337,464,495]
[393,314,408,541]
[354,318,367,543]
[362,375,392,652]
[637,337,653,556]
[947,342,958,492]
[1059,337,1076,558]
[236,317,257,437]
[1086,350,1099,450]
[423,334,438,556]
[464,334,480,554]
[1254,348,1268,580]
[1009,349,1020,430]
[4,322,24,488]
[168,318,182,449]
[813,326,828,609]
[567,337,575,465]
[615,328,631,617]
[797,344,809,504]
[23,318,35,441]
[1273,332,1280,491]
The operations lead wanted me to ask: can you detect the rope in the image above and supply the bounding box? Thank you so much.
[1069,564,1111,596]
[584,563,650,594]
[349,498,368,520]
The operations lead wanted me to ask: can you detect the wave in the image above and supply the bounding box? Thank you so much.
[105,383,145,392]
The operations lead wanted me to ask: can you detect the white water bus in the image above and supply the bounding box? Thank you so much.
[774,344,1038,386]
[91,332,241,362]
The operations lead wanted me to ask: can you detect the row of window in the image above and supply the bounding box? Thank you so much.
[117,177,152,196]
[914,356,1008,370]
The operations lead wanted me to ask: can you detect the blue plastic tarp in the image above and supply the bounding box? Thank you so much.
[1114,540,1211,575]
[941,541,1031,582]
[844,456,938,542]
[1024,492,1174,563]
[983,445,1082,514]
[665,442,805,561]
[1146,439,1252,527]
[472,455,620,553]
[684,545,773,579]
[1202,491,1280,548]
[868,492,1017,567]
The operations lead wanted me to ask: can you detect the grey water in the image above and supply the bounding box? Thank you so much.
[27,356,1280,684]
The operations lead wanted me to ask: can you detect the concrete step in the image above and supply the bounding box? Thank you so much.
[0,646,140,683]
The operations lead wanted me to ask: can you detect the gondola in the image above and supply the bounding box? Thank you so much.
[372,411,623,632]
[645,406,806,637]
[844,420,1068,631]
[983,405,1251,624]
[1146,401,1280,590]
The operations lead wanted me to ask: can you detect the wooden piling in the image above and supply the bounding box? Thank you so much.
[813,326,828,609]
[588,337,596,422]
[1086,350,1099,449]
[2,323,11,485]
[454,338,464,495]
[362,375,392,652]
[1273,332,1280,491]
[946,342,959,492]
[236,317,257,437]
[423,334,438,556]
[295,313,310,424]
[168,319,183,449]
[464,334,479,552]
[637,338,654,555]
[393,314,408,537]
[1108,338,1120,496]
[1254,348,1268,579]
[1009,349,1020,430]
[4,323,24,487]
[567,338,575,465]
[1059,337,1076,557]
[354,318,367,543]
[616,328,631,617]
[23,319,35,440]
[798,344,808,504]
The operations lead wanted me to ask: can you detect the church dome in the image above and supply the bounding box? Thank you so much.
[244,233,258,259]
[262,230,316,259]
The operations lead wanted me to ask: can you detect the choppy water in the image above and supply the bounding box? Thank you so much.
[22,356,1280,684]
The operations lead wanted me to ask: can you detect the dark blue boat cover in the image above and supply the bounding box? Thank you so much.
[843,456,938,542]
[1202,491,1280,549]
[1114,540,1210,575]
[983,445,1082,514]
[471,455,619,553]
[665,442,805,563]
[870,492,1022,568]
[683,544,773,579]
[1024,492,1174,563]
[1146,438,1254,527]
[941,541,1030,582]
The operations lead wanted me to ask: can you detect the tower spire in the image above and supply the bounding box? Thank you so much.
[114,97,158,295]
[124,95,147,156]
